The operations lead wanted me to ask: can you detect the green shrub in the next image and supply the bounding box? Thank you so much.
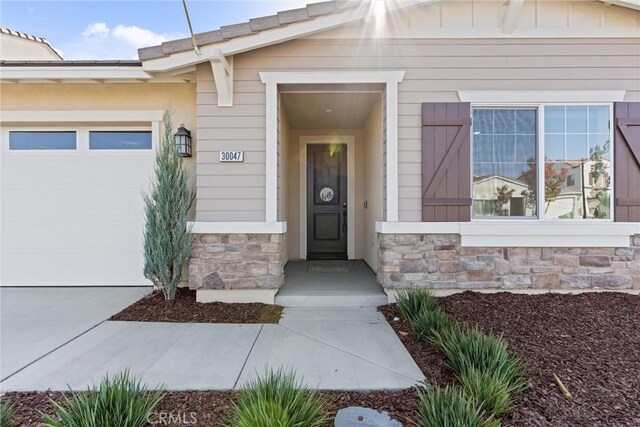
[432,326,526,385]
[459,368,528,418]
[43,371,164,427]
[396,288,439,322]
[411,308,458,341]
[0,402,17,427]
[417,386,499,427]
[227,368,329,427]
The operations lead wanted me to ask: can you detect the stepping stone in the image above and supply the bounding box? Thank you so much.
[334,407,402,427]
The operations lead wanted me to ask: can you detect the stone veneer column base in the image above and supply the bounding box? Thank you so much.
[188,233,287,303]
[378,233,640,298]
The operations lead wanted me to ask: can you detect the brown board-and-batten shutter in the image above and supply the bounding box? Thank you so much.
[422,102,472,222]
[614,102,640,222]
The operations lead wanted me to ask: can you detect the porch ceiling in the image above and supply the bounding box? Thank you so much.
[281,92,379,129]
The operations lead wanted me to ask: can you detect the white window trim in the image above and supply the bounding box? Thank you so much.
[299,135,356,260]
[375,221,640,248]
[188,222,287,234]
[458,91,626,104]
[260,70,405,223]
[2,126,157,156]
[470,102,615,223]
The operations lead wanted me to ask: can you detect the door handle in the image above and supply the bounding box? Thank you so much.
[342,208,347,232]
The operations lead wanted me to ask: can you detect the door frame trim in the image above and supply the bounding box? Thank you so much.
[299,135,356,260]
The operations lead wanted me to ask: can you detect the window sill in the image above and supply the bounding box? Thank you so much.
[375,221,639,247]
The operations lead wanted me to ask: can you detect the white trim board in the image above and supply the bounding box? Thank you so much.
[299,135,356,260]
[1,110,165,123]
[260,70,405,223]
[458,91,627,103]
[188,221,287,234]
[376,221,640,248]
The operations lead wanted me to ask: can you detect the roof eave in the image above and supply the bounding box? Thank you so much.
[141,0,431,73]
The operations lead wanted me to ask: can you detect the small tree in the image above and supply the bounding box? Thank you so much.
[143,111,195,300]
[495,185,515,216]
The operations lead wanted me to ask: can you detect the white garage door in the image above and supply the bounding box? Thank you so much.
[1,128,154,286]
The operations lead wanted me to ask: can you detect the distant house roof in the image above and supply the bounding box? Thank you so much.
[139,0,640,62]
[0,27,63,60]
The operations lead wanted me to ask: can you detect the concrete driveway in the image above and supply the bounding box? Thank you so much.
[0,287,150,381]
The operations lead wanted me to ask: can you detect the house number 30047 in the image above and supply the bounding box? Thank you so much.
[219,151,244,162]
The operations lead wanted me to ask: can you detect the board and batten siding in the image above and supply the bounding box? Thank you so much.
[195,37,640,222]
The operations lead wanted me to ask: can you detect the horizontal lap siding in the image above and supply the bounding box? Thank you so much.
[196,38,640,222]
[196,62,266,221]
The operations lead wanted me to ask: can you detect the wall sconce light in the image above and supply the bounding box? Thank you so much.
[174,124,192,157]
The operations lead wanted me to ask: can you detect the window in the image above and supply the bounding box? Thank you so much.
[89,131,152,150]
[544,106,611,219]
[471,104,612,221]
[9,131,76,150]
[472,108,537,218]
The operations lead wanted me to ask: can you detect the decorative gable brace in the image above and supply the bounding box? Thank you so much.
[210,50,233,107]
[422,103,472,222]
[614,102,640,222]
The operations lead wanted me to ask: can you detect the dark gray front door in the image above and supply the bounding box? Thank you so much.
[307,144,347,260]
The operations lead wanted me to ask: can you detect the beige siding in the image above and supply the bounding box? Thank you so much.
[195,35,639,222]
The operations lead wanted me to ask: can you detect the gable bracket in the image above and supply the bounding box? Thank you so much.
[210,50,233,107]
[502,0,525,34]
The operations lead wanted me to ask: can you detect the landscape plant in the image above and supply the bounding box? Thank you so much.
[417,386,500,427]
[226,368,329,427]
[431,326,526,387]
[459,368,528,418]
[395,288,439,323]
[143,110,195,300]
[395,289,528,423]
[0,402,17,427]
[42,370,165,427]
[410,307,457,341]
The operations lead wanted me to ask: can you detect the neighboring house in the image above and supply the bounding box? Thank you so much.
[0,28,63,60]
[1,0,639,302]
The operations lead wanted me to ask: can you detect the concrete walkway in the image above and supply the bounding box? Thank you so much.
[0,287,151,381]
[1,307,425,392]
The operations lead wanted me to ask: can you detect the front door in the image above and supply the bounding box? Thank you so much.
[307,144,348,259]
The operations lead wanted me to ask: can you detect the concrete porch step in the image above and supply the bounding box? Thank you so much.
[275,292,388,307]
[275,261,389,307]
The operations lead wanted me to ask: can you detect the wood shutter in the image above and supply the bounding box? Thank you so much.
[614,102,640,222]
[422,102,472,222]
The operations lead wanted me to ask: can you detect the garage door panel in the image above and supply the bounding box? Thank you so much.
[1,140,154,286]
[3,221,144,253]
[2,252,148,286]
[3,156,153,190]
[3,189,147,221]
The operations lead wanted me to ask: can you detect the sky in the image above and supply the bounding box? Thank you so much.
[0,0,312,59]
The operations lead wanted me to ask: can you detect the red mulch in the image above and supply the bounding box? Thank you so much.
[5,292,639,426]
[110,288,283,324]
[381,291,640,427]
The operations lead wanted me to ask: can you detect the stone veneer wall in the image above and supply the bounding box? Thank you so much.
[378,234,640,291]
[189,233,287,290]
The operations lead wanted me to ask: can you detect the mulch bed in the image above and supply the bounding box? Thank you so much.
[110,287,283,324]
[5,292,639,426]
[381,291,640,427]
